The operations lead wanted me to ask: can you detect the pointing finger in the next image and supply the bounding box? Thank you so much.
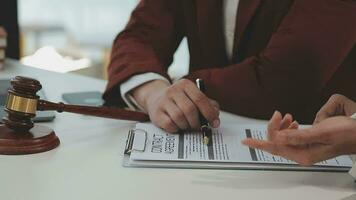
[268,111,282,140]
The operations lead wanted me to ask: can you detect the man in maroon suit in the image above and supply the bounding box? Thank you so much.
[104,0,356,132]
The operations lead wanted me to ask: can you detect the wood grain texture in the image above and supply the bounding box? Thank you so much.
[0,125,60,155]
[37,100,150,122]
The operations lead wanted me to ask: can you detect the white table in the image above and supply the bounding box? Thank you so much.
[0,60,355,200]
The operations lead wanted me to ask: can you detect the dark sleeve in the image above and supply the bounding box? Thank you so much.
[103,0,184,107]
[185,0,356,121]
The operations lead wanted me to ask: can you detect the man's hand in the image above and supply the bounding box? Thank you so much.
[132,79,220,133]
[314,94,356,124]
[243,111,356,166]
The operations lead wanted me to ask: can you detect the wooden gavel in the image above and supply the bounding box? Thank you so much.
[3,76,150,132]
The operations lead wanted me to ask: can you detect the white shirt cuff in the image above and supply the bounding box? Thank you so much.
[349,156,356,179]
[120,72,170,112]
[350,113,356,120]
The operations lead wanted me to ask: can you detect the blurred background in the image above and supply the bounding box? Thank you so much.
[18,0,189,80]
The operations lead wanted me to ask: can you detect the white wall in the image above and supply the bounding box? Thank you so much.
[19,0,139,46]
[19,0,189,78]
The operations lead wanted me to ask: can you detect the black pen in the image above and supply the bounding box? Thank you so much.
[196,79,212,146]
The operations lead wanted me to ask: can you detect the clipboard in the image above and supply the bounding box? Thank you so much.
[122,123,353,172]
[124,128,147,155]
[123,128,148,167]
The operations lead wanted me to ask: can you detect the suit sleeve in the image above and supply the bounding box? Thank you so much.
[103,0,183,107]
[185,0,356,121]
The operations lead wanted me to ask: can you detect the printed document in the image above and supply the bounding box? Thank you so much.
[129,123,352,168]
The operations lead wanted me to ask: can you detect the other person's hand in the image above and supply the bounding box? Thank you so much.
[314,94,356,124]
[243,111,356,166]
[132,79,220,133]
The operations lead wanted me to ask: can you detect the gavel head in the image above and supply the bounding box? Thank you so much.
[2,76,42,132]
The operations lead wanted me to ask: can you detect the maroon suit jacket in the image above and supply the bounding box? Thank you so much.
[104,0,356,123]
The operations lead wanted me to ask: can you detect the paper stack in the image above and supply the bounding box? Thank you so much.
[0,27,7,70]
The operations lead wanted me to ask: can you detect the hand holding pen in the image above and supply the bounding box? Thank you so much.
[132,78,220,133]
[196,79,216,146]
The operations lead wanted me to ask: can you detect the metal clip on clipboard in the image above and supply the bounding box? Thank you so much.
[124,129,147,155]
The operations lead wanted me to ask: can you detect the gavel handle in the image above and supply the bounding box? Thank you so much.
[37,100,150,122]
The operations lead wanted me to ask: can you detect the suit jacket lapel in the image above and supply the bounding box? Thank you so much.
[233,0,261,61]
[196,0,228,67]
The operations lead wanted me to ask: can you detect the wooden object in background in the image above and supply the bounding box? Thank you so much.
[0,26,7,70]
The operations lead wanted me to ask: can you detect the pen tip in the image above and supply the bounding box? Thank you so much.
[203,137,209,145]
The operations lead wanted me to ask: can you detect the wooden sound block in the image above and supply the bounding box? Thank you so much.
[0,125,60,155]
